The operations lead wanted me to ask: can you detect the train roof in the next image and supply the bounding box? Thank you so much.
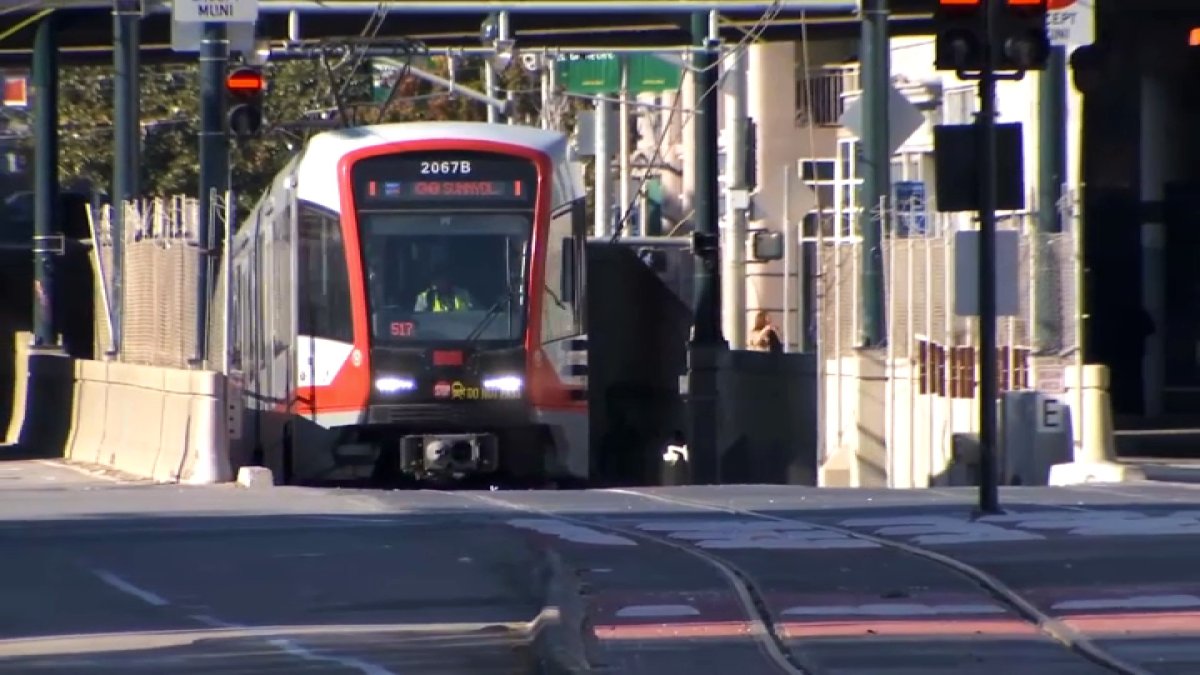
[292,121,576,212]
[301,121,571,163]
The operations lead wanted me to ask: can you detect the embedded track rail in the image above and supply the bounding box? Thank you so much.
[428,487,1155,675]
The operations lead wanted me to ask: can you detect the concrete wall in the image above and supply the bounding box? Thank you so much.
[719,350,818,486]
[819,351,1076,489]
[5,332,231,484]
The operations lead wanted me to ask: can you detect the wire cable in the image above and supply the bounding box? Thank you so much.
[607,0,784,242]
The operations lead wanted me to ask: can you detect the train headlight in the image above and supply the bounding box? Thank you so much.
[482,375,523,394]
[375,376,416,394]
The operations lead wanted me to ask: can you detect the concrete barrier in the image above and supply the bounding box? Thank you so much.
[1048,364,1146,486]
[62,359,231,484]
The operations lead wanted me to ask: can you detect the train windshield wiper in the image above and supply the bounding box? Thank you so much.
[464,287,518,344]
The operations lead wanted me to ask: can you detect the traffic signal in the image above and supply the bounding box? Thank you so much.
[935,0,1051,73]
[935,0,986,72]
[226,66,265,139]
[992,0,1051,71]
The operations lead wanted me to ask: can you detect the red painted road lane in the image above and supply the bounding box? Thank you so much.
[589,587,1200,642]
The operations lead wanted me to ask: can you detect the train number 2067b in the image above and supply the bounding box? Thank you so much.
[420,160,472,175]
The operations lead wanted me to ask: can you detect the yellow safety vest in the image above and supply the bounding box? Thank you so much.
[425,288,469,312]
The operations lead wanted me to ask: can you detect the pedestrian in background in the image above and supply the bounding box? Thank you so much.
[749,310,783,354]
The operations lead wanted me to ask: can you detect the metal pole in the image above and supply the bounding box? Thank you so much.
[112,0,141,357]
[858,0,888,347]
[540,60,552,129]
[195,22,229,368]
[222,190,234,375]
[31,13,59,349]
[407,63,509,114]
[485,60,498,123]
[594,96,613,237]
[783,168,792,349]
[723,46,748,351]
[976,0,1001,515]
[618,56,633,227]
[687,10,727,485]
[231,0,863,14]
[1035,46,1066,352]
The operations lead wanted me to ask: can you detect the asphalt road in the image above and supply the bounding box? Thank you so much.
[4,460,1200,674]
[0,460,554,674]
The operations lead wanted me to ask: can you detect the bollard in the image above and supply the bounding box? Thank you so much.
[1048,364,1145,485]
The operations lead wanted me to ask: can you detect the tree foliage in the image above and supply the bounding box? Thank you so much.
[15,54,567,215]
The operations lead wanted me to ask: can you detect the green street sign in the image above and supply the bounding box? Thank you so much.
[558,53,682,95]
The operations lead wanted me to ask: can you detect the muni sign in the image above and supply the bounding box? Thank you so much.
[173,0,260,23]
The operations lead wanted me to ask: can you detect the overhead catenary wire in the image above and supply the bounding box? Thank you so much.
[608,0,785,243]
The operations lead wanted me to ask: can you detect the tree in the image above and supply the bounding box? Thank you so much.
[12,53,569,216]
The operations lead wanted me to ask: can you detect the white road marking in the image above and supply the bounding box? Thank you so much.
[782,602,1007,617]
[1052,595,1200,612]
[842,510,1200,545]
[92,570,170,607]
[189,615,397,674]
[636,519,878,550]
[838,515,1045,545]
[267,638,396,675]
[506,518,637,546]
[615,604,701,618]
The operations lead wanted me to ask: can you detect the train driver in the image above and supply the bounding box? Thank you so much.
[414,267,476,312]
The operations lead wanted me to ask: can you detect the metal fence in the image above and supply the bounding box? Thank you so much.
[808,190,1084,485]
[89,196,209,369]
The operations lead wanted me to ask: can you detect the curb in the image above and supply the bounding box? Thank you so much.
[528,547,601,674]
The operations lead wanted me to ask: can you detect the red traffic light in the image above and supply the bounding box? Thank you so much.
[226,68,264,94]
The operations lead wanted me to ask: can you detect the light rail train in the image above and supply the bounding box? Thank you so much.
[227,121,590,486]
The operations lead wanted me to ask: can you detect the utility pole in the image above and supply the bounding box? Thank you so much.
[112,0,141,358]
[194,23,229,368]
[722,46,749,351]
[594,96,613,237]
[687,10,727,485]
[31,13,59,349]
[1035,45,1067,352]
[858,0,889,347]
[618,57,633,229]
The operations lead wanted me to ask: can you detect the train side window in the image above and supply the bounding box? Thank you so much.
[297,202,354,343]
[560,237,575,304]
[542,204,576,342]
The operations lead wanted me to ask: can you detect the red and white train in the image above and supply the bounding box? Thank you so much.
[227,121,589,486]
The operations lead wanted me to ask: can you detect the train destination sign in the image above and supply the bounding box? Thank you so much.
[353,151,538,206]
[364,179,527,201]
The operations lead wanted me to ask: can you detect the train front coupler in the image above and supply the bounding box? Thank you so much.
[398,433,500,478]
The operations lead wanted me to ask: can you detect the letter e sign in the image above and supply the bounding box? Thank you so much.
[1037,398,1065,432]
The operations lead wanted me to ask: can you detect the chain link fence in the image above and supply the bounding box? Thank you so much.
[809,192,1084,485]
[89,196,208,369]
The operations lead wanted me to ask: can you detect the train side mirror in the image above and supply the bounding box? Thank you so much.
[749,229,784,262]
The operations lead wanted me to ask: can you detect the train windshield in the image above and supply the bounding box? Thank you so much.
[361,212,532,345]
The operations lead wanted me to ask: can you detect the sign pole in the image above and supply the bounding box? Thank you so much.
[976,0,1001,515]
[194,21,229,368]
